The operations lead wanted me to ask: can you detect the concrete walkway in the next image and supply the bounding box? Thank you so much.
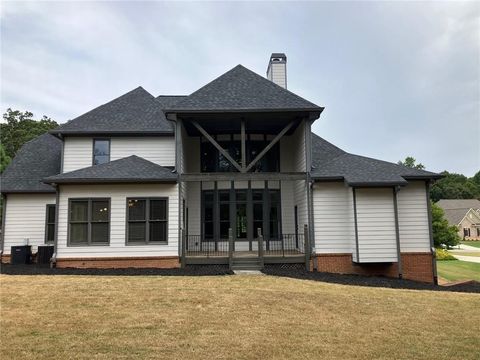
[451,255,480,264]
[458,244,480,252]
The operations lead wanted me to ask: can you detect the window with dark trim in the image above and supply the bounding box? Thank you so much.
[127,198,168,244]
[93,139,110,165]
[45,204,56,244]
[69,198,110,245]
[200,138,280,173]
[463,228,471,237]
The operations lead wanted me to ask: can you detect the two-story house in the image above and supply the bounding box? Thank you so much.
[1,54,441,282]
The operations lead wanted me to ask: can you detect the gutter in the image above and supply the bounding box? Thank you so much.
[425,181,438,285]
[0,194,7,260]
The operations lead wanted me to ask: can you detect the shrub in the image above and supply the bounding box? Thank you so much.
[435,248,456,260]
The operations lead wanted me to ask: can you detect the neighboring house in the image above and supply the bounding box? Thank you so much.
[0,53,442,283]
[437,199,480,240]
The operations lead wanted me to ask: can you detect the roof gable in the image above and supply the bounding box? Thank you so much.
[43,155,177,184]
[51,87,174,136]
[168,65,323,113]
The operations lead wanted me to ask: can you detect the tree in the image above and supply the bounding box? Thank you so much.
[431,202,460,249]
[430,171,480,202]
[397,156,425,170]
[0,143,11,173]
[1,108,58,160]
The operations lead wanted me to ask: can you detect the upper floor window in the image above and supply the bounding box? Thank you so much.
[201,138,279,173]
[93,139,110,165]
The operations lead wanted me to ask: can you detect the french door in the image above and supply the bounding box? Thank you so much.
[201,188,281,243]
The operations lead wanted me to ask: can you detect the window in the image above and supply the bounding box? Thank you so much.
[45,204,56,244]
[200,138,279,173]
[463,228,471,237]
[69,199,110,245]
[127,198,168,244]
[93,139,110,165]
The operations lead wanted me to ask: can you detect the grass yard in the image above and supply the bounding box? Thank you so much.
[1,275,479,360]
[461,241,480,249]
[437,260,480,282]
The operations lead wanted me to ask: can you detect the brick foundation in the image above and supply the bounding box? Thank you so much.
[1,253,38,264]
[55,256,180,269]
[313,252,435,283]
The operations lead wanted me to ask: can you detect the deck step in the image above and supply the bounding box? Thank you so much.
[231,257,263,270]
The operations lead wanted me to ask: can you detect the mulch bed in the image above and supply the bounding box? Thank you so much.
[0,263,233,276]
[262,264,480,294]
[2,263,479,293]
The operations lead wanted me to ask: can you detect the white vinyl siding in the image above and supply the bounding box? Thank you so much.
[3,194,56,254]
[355,188,397,263]
[397,181,431,252]
[313,182,355,254]
[56,184,178,258]
[62,137,175,172]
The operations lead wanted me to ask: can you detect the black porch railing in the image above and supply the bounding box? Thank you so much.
[185,235,229,257]
[264,234,304,256]
[184,233,304,257]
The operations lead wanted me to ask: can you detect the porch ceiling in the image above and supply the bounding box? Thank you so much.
[179,112,310,136]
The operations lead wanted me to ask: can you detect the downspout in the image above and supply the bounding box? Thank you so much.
[0,194,7,261]
[425,181,438,285]
[304,119,314,269]
[393,186,403,279]
[50,185,60,268]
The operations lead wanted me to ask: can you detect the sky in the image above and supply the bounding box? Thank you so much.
[1,1,479,176]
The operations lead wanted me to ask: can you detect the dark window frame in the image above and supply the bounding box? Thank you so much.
[126,197,169,245]
[44,204,56,244]
[92,138,111,166]
[200,136,280,173]
[67,198,111,246]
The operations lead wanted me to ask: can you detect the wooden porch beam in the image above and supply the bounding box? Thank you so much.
[191,121,244,173]
[241,119,246,170]
[245,121,295,172]
[180,172,306,182]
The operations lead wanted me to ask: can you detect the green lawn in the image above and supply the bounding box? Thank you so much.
[461,241,480,249]
[1,274,479,360]
[437,260,480,282]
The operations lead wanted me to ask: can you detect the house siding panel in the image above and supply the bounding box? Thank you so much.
[2,194,56,255]
[63,137,175,172]
[56,184,178,258]
[313,182,355,254]
[356,188,398,263]
[397,181,431,252]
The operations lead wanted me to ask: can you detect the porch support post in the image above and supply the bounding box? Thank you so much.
[228,228,233,269]
[393,187,403,279]
[245,121,295,172]
[257,228,264,268]
[191,120,243,172]
[241,119,246,170]
[304,224,310,271]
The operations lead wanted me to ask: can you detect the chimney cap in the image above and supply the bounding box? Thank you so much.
[270,53,287,61]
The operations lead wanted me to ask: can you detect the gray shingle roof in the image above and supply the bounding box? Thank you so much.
[1,133,62,193]
[441,208,470,226]
[156,95,188,109]
[51,87,173,136]
[43,155,177,184]
[436,199,480,210]
[167,65,323,113]
[311,133,441,186]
